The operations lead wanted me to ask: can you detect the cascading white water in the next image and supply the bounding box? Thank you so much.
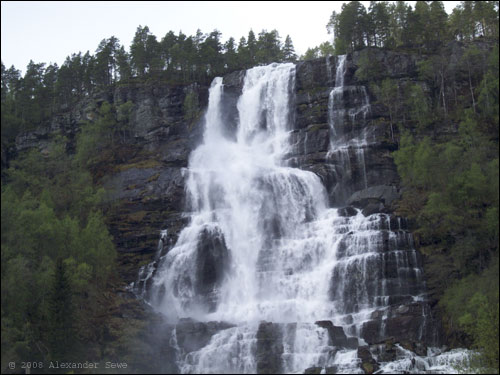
[144,60,466,374]
[149,63,343,373]
[328,55,371,201]
[151,64,331,323]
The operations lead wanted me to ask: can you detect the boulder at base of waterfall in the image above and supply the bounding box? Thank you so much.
[357,345,380,374]
[368,338,397,362]
[400,340,428,357]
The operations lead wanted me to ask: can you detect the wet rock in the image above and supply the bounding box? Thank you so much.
[223,70,245,94]
[315,320,358,349]
[304,126,330,153]
[304,366,323,374]
[175,318,235,354]
[370,339,397,362]
[295,58,330,91]
[338,206,358,217]
[362,202,386,216]
[357,346,379,374]
[347,185,399,209]
[195,227,230,311]
[256,322,284,374]
[219,72,244,140]
[400,340,428,357]
[361,302,436,346]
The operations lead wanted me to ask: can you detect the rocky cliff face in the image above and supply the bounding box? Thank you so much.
[13,48,443,372]
[104,83,207,257]
[12,51,421,283]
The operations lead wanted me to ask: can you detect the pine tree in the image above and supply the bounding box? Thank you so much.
[302,47,320,60]
[115,46,131,82]
[282,35,297,62]
[130,25,152,76]
[199,30,224,77]
[256,29,282,64]
[48,258,74,360]
[318,42,335,57]
[95,37,119,86]
[247,30,258,65]
[368,1,391,47]
[223,37,238,71]
[327,1,368,53]
[237,36,249,69]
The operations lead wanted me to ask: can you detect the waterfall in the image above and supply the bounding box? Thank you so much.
[150,63,330,324]
[327,55,372,203]
[140,60,455,373]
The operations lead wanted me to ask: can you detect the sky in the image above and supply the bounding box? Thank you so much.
[1,1,460,74]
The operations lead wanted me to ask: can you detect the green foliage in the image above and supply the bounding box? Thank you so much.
[477,46,499,136]
[75,100,135,171]
[130,25,157,77]
[283,35,298,62]
[224,37,239,70]
[116,100,134,142]
[95,36,119,86]
[371,78,399,140]
[405,83,433,132]
[81,211,116,286]
[300,42,335,61]
[255,29,283,65]
[368,1,391,47]
[449,1,499,41]
[326,1,499,54]
[302,47,321,60]
[1,118,116,369]
[441,257,499,372]
[48,258,75,359]
[327,1,368,53]
[394,37,499,372]
[394,133,438,189]
[395,111,497,264]
[355,49,384,81]
[318,42,335,57]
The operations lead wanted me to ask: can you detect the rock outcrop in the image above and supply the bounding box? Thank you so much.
[256,322,285,374]
[194,226,230,312]
[315,320,358,349]
[175,318,235,354]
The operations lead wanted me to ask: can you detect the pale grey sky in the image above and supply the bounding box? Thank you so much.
[1,1,459,73]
